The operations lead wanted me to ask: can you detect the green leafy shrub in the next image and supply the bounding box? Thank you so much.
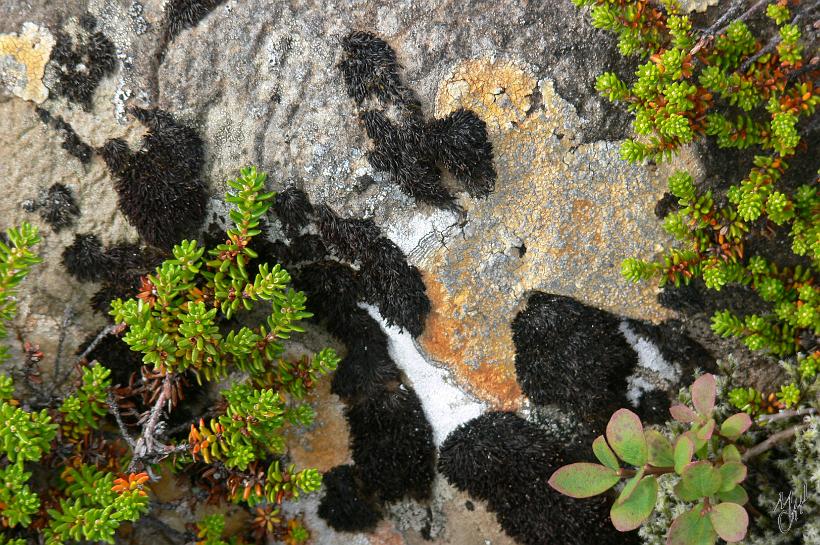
[574,0,819,359]
[0,167,338,544]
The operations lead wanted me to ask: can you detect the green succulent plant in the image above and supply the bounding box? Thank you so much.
[549,374,753,544]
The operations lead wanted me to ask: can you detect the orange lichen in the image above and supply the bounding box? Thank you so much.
[417,59,678,407]
[0,23,55,103]
[419,275,523,410]
[284,379,351,472]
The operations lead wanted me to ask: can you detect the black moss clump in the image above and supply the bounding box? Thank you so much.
[24,183,80,232]
[314,205,382,262]
[102,108,208,249]
[625,318,715,377]
[294,260,361,322]
[272,187,313,235]
[347,386,436,502]
[340,31,497,206]
[329,309,401,402]
[164,0,227,42]
[317,465,382,533]
[63,234,165,313]
[318,306,435,529]
[99,138,132,175]
[438,412,638,545]
[427,109,496,197]
[35,107,94,164]
[311,205,431,337]
[358,238,429,337]
[62,233,108,282]
[339,31,415,108]
[511,292,636,427]
[50,20,117,109]
[360,111,455,208]
[284,234,327,264]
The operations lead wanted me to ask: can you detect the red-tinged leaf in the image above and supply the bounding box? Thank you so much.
[606,409,648,467]
[645,430,674,467]
[548,463,619,498]
[680,461,722,498]
[722,444,741,462]
[611,476,658,532]
[670,404,697,423]
[691,374,717,417]
[717,485,749,505]
[718,462,747,492]
[667,507,717,545]
[593,435,619,470]
[708,503,748,542]
[674,435,694,475]
[617,467,645,504]
[720,413,752,440]
[697,418,716,442]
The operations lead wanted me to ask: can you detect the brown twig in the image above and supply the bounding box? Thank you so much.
[691,0,769,56]
[76,322,126,364]
[756,408,817,424]
[740,0,820,72]
[741,423,809,461]
[107,392,137,449]
[128,373,179,475]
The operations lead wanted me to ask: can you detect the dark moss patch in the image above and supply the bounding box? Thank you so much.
[63,233,165,313]
[318,465,382,533]
[346,385,436,503]
[23,183,80,232]
[272,186,313,236]
[62,233,108,282]
[340,31,495,207]
[339,30,419,108]
[511,292,636,427]
[438,412,638,545]
[164,0,227,42]
[279,199,430,338]
[360,110,455,207]
[100,108,208,250]
[49,17,117,109]
[34,107,93,164]
[427,108,496,197]
[358,238,429,338]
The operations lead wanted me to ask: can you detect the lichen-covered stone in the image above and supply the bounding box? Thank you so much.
[0,22,55,102]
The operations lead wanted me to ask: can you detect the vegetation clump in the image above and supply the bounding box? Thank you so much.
[574,0,818,361]
[0,167,338,544]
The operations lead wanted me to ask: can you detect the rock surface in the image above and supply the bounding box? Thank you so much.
[0,0,716,543]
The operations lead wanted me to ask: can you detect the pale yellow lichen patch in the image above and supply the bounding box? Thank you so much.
[419,59,680,407]
[0,22,55,103]
[435,59,535,133]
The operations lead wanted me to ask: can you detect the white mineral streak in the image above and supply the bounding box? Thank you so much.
[365,305,486,445]
[619,320,682,407]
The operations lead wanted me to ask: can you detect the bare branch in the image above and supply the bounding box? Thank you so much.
[742,423,808,462]
[76,322,126,364]
[106,393,137,448]
[756,408,817,424]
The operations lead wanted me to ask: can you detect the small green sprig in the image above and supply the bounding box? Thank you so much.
[0,223,41,363]
[58,363,111,436]
[44,466,149,545]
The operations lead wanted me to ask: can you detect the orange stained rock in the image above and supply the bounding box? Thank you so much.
[419,275,523,410]
[417,58,678,407]
[284,378,351,472]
